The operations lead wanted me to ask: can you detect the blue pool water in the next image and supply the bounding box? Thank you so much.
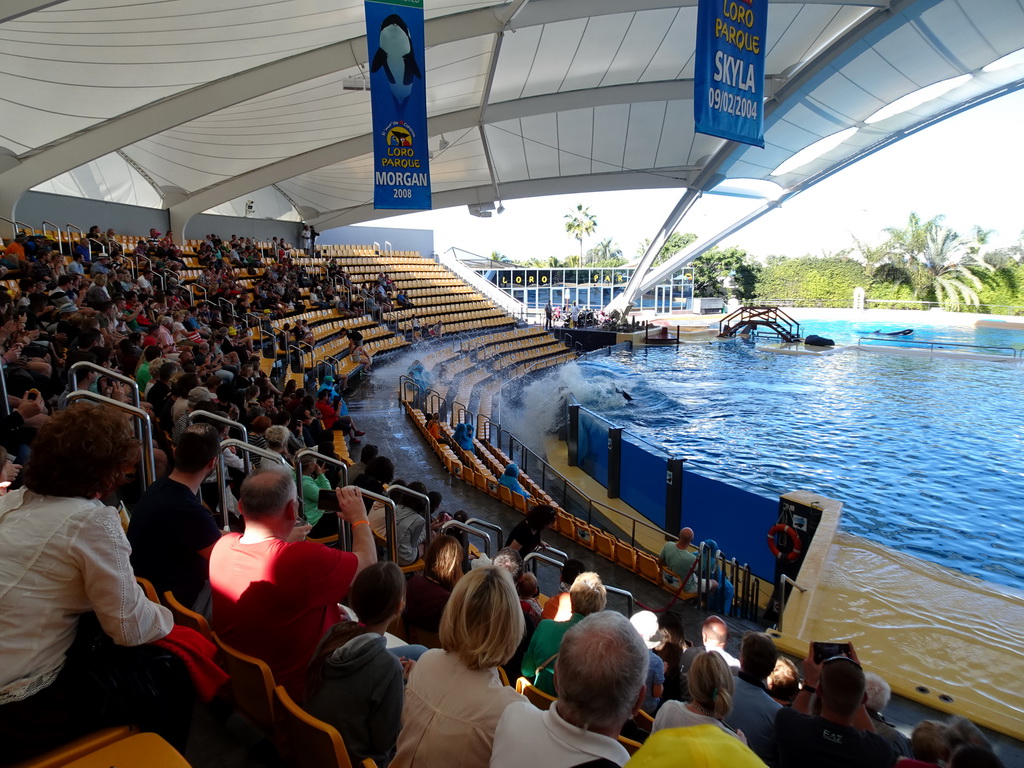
[572,319,1024,590]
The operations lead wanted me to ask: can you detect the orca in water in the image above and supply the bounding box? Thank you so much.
[614,387,634,403]
[371,14,422,107]
[872,328,914,336]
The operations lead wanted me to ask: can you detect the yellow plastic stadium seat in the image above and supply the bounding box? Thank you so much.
[213,633,277,736]
[59,732,190,768]
[515,677,556,711]
[593,530,616,562]
[162,591,213,642]
[273,686,377,768]
[12,726,137,768]
[554,509,575,540]
[634,709,656,732]
[635,551,661,584]
[400,558,425,575]
[617,735,643,756]
[614,540,637,571]
[511,492,530,515]
[573,519,594,550]
[136,577,160,604]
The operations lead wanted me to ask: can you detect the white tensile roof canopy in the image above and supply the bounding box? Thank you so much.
[2,0,1023,303]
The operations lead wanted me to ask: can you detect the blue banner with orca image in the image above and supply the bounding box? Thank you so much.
[694,0,767,148]
[365,0,431,210]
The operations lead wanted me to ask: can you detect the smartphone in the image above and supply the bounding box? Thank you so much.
[26,389,39,401]
[318,488,342,512]
[812,641,853,664]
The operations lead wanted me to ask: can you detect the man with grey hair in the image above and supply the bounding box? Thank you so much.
[209,467,376,701]
[491,612,648,767]
[864,671,912,758]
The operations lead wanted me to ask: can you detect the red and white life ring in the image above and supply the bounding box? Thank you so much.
[767,524,802,562]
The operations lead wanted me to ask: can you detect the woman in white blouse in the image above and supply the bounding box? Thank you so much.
[0,403,184,762]
[392,565,526,768]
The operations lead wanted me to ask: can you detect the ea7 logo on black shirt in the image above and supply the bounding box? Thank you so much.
[823,729,844,744]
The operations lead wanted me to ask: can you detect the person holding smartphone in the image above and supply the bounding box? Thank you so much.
[210,472,376,702]
[774,641,895,768]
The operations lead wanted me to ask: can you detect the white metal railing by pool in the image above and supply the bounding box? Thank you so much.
[856,336,1022,358]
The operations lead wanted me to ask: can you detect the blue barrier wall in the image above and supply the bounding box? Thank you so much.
[682,469,777,579]
[578,410,611,487]
[620,435,669,530]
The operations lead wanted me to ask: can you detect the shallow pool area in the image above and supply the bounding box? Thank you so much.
[570,319,1024,591]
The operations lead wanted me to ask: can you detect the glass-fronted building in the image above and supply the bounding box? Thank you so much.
[478,265,694,313]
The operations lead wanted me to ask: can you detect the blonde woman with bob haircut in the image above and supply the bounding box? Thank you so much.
[653,649,747,744]
[391,566,526,768]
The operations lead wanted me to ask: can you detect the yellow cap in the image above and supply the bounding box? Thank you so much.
[626,726,767,768]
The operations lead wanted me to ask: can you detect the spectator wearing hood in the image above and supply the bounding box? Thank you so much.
[305,562,409,767]
[452,422,475,452]
[498,462,529,500]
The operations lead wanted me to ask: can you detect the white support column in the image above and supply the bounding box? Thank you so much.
[606,188,701,314]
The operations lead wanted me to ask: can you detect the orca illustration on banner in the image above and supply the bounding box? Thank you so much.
[370,14,423,108]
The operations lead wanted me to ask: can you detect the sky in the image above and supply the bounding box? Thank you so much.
[373,88,1024,265]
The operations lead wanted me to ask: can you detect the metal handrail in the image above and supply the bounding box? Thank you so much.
[497,426,673,549]
[0,215,19,239]
[398,375,419,404]
[775,574,808,633]
[188,411,251,472]
[424,388,445,418]
[523,551,563,577]
[440,519,495,557]
[462,517,503,550]
[65,224,84,252]
[87,238,107,258]
[0,359,10,416]
[41,220,61,254]
[604,584,635,617]
[294,448,351,546]
[66,390,157,489]
[188,283,208,304]
[70,361,141,409]
[477,412,494,442]
[856,336,1021,358]
[15,220,33,237]
[387,484,433,547]
[149,271,165,293]
[356,487,397,564]
[449,400,467,427]
[218,297,236,319]
[215,439,287,530]
[161,269,177,291]
[540,544,568,561]
[293,340,315,366]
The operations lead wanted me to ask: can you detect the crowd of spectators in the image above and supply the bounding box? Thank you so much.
[0,224,1008,768]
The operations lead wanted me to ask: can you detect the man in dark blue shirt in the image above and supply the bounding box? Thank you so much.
[774,643,895,768]
[128,423,222,615]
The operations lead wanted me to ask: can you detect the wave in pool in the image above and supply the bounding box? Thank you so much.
[547,332,1024,591]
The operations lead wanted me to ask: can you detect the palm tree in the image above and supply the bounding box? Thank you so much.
[587,237,622,265]
[564,205,597,265]
[872,222,984,308]
[880,212,945,267]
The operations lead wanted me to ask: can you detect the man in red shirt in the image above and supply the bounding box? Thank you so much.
[209,467,376,700]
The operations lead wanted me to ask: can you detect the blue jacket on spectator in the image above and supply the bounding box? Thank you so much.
[499,463,529,499]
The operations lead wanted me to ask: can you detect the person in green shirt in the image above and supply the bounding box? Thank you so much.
[658,527,713,594]
[301,455,334,538]
[521,571,607,696]
[134,346,162,391]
